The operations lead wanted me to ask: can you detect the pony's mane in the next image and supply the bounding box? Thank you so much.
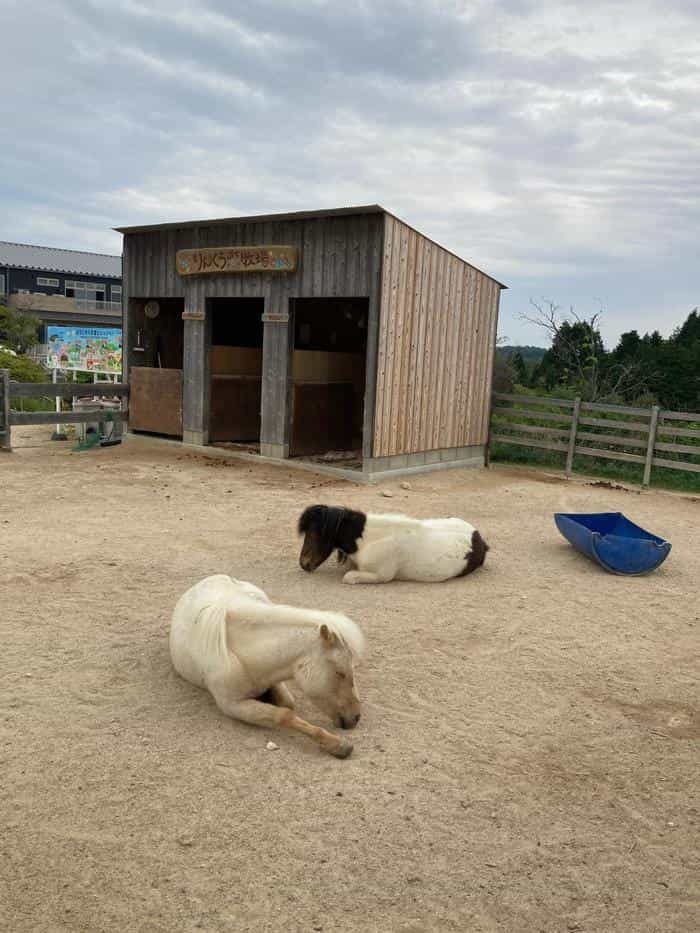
[324,611,366,661]
[241,598,366,661]
[297,505,367,558]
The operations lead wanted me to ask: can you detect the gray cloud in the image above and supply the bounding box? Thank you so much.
[1,0,698,347]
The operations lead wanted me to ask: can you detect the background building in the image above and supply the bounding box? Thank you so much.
[0,241,122,335]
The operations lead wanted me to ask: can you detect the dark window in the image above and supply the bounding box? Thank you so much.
[210,298,264,347]
[293,298,368,353]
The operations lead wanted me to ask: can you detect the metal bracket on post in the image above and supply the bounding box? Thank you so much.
[0,368,11,451]
[643,405,660,488]
[565,397,582,477]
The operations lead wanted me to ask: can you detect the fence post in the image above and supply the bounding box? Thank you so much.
[643,405,660,487]
[0,369,11,451]
[565,396,581,476]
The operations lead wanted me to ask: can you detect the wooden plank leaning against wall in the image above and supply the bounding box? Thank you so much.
[372,215,501,458]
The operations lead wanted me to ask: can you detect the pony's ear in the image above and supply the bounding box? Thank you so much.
[298,504,323,535]
[319,623,337,647]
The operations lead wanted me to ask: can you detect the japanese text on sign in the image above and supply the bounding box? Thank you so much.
[176,246,297,276]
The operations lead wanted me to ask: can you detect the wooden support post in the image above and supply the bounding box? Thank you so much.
[643,405,660,487]
[182,292,211,447]
[565,397,582,476]
[0,368,11,450]
[485,392,495,468]
[51,367,67,441]
[260,307,293,459]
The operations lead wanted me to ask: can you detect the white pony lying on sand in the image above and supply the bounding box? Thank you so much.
[170,575,365,758]
[298,504,489,584]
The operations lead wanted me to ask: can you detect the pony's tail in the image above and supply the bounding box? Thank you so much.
[462,530,489,575]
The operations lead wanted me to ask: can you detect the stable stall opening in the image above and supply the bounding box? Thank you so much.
[290,297,368,465]
[128,297,185,438]
[209,297,264,447]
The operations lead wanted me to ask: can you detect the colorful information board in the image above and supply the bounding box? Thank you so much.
[46,326,123,374]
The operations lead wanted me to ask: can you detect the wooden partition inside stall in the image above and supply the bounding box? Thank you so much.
[209,346,262,442]
[289,350,363,456]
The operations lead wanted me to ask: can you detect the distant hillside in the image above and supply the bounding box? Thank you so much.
[498,345,547,365]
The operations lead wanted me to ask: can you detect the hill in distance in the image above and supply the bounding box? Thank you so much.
[498,345,547,365]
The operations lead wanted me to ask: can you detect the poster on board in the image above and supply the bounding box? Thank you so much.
[46,326,123,374]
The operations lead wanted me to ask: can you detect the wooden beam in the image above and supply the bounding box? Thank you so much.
[10,411,127,426]
[9,382,129,399]
[578,416,650,432]
[492,407,573,424]
[260,313,293,458]
[574,446,645,465]
[491,434,568,452]
[642,405,660,487]
[654,441,700,455]
[492,423,570,438]
[655,424,700,440]
[493,392,574,408]
[581,401,651,417]
[1,369,11,450]
[659,409,700,423]
[652,456,700,473]
[181,293,211,446]
[576,431,648,449]
[565,396,581,476]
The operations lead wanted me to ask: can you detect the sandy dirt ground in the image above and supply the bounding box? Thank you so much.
[1,429,698,933]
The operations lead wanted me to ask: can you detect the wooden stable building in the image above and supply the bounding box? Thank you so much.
[117,206,505,479]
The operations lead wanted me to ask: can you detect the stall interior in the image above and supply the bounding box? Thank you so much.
[290,297,368,460]
[128,297,184,437]
[209,297,263,444]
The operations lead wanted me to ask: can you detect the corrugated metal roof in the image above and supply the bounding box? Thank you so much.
[0,241,121,278]
[114,204,385,234]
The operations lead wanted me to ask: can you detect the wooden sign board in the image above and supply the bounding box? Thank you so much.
[176,246,297,276]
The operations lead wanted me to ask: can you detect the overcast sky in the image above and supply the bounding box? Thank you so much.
[1,0,697,347]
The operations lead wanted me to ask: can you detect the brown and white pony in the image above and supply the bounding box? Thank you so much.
[298,505,489,584]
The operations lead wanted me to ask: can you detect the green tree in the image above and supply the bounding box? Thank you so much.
[613,330,641,361]
[524,300,606,398]
[509,350,528,385]
[0,349,47,382]
[524,299,649,401]
[0,301,41,353]
[611,310,700,411]
[673,309,700,345]
[493,349,516,393]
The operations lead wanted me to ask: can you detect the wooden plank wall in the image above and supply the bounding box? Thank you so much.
[122,213,384,451]
[123,214,384,309]
[373,216,502,457]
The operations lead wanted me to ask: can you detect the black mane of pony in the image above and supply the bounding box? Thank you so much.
[298,505,367,559]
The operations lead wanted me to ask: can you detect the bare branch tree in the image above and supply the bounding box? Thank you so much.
[521,298,648,402]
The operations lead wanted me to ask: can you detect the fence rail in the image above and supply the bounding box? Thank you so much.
[0,369,129,450]
[490,392,700,486]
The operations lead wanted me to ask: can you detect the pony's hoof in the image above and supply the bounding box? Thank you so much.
[329,740,353,759]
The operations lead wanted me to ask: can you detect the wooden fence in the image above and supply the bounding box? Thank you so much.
[0,369,129,451]
[490,392,700,486]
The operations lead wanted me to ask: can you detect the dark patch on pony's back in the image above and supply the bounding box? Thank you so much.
[459,530,489,576]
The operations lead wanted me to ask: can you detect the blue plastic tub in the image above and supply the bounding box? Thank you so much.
[554,512,671,575]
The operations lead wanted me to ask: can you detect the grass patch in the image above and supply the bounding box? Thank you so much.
[491,442,700,494]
